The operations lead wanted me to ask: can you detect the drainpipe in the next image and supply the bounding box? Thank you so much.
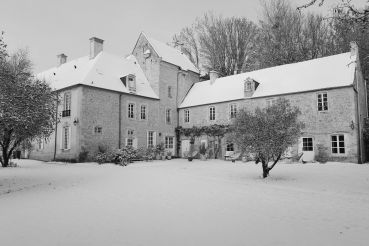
[118,94,122,149]
[53,92,59,161]
[176,70,183,157]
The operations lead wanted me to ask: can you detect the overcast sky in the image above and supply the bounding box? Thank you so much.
[1,0,363,73]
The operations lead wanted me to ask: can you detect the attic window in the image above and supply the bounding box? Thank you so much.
[245,81,252,91]
[121,75,136,93]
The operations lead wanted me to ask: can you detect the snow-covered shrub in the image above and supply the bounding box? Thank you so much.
[315,144,329,163]
[143,146,155,161]
[112,146,137,166]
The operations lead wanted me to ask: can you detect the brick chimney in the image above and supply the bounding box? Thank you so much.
[89,37,104,59]
[209,70,220,84]
[57,53,67,66]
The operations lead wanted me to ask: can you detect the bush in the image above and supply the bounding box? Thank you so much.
[94,152,114,164]
[78,147,89,162]
[112,146,137,166]
[315,144,329,163]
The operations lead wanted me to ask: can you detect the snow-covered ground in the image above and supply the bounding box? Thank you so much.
[0,159,368,246]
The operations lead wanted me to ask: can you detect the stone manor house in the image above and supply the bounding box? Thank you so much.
[30,33,367,163]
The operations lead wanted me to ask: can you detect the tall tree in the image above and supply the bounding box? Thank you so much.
[0,50,57,167]
[256,0,335,69]
[230,99,304,178]
[0,31,7,61]
[173,13,258,76]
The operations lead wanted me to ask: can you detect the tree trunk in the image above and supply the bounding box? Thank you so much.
[1,149,10,167]
[262,162,269,178]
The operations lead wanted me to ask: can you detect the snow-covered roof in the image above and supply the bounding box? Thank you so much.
[179,52,356,108]
[143,33,199,74]
[37,52,159,99]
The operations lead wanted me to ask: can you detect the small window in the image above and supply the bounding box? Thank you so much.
[244,81,252,92]
[148,131,155,147]
[168,86,172,98]
[165,136,174,149]
[94,126,102,134]
[317,92,328,111]
[230,104,237,119]
[140,105,147,120]
[128,75,136,93]
[331,135,345,154]
[266,98,278,107]
[209,106,216,121]
[128,103,135,119]
[62,92,71,117]
[166,109,172,124]
[302,138,313,151]
[226,143,234,151]
[127,129,134,136]
[62,126,70,150]
[184,109,190,123]
[126,138,133,147]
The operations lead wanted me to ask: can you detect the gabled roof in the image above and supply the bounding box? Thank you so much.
[140,33,199,74]
[37,52,159,99]
[179,52,356,108]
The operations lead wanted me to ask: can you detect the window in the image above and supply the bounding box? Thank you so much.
[302,138,313,151]
[165,136,174,149]
[184,109,190,123]
[62,126,70,150]
[62,92,71,117]
[245,81,252,92]
[209,106,216,121]
[266,98,278,107]
[127,129,134,136]
[331,135,345,154]
[126,138,133,147]
[230,104,237,119]
[166,109,172,124]
[147,131,155,147]
[226,143,234,151]
[94,126,102,134]
[140,105,147,120]
[128,103,135,119]
[317,92,328,111]
[168,86,172,98]
[38,139,44,150]
[128,75,136,93]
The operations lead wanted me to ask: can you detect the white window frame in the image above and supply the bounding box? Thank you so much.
[317,92,328,112]
[302,137,313,151]
[229,103,237,119]
[184,109,190,123]
[266,98,278,107]
[165,136,174,149]
[244,81,252,92]
[209,106,216,121]
[140,104,147,120]
[331,134,345,154]
[147,131,156,148]
[63,92,71,111]
[128,102,135,119]
[61,126,71,150]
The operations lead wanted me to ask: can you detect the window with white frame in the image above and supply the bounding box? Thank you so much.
[62,92,71,117]
[209,106,216,121]
[244,81,252,92]
[128,103,135,119]
[62,126,70,150]
[317,92,328,111]
[184,109,190,123]
[266,98,278,107]
[165,136,174,149]
[147,131,155,147]
[127,75,136,93]
[230,104,237,119]
[302,137,313,151]
[140,105,147,120]
[166,109,172,124]
[331,135,345,154]
[126,129,134,147]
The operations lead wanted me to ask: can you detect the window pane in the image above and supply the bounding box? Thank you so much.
[339,148,345,154]
[332,147,338,153]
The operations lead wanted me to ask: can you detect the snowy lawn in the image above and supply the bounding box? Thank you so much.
[0,159,368,246]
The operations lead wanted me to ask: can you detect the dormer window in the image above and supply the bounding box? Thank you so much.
[244,77,259,97]
[120,74,136,93]
[244,81,252,92]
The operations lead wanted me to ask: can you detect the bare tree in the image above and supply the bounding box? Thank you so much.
[173,13,258,76]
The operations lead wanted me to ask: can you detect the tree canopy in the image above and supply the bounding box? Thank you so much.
[230,99,304,178]
[0,49,57,167]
